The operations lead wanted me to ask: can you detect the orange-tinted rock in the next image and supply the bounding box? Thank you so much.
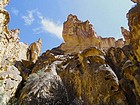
[61,14,125,54]
[99,37,115,49]
[106,47,127,79]
[115,38,124,48]
[19,46,129,105]
[58,47,127,104]
[27,38,42,63]
[127,4,140,62]
[61,14,100,54]
[122,60,140,104]
[121,27,130,45]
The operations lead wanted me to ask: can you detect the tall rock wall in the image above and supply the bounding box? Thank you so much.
[1,0,140,105]
[0,0,29,104]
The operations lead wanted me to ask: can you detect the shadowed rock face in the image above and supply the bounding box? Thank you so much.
[19,70,68,105]
[17,47,128,105]
[3,0,140,105]
[127,4,140,63]
[58,53,120,105]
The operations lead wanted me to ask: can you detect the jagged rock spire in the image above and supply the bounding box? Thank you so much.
[60,14,125,54]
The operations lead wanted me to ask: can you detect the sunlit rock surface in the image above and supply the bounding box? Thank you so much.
[0,0,29,104]
[121,27,130,45]
[3,0,140,105]
[60,14,125,54]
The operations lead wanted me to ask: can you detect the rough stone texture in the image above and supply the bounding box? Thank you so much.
[19,69,68,105]
[0,66,22,105]
[60,14,100,54]
[2,0,140,105]
[60,14,125,54]
[17,47,127,105]
[99,37,116,49]
[121,27,130,45]
[115,38,124,48]
[127,4,140,63]
[0,1,29,104]
[106,47,128,79]
[126,7,140,103]
[27,38,42,63]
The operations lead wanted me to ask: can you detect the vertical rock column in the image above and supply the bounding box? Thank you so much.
[0,0,10,67]
[126,1,140,103]
[0,0,28,104]
[127,3,140,62]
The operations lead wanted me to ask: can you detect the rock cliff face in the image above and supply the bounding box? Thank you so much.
[60,14,125,54]
[0,1,42,104]
[0,1,28,104]
[1,0,140,105]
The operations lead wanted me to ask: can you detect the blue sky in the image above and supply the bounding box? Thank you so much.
[5,0,134,52]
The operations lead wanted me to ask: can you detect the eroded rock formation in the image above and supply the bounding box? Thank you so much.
[60,14,125,54]
[0,1,42,104]
[27,38,42,63]
[0,1,28,104]
[121,27,130,45]
[2,0,140,105]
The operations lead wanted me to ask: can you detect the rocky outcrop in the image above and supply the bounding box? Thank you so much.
[122,2,140,104]
[27,38,42,63]
[17,47,128,105]
[99,37,116,49]
[19,69,68,105]
[60,14,125,54]
[127,3,140,62]
[0,0,29,104]
[121,27,130,45]
[2,0,140,105]
[60,14,100,54]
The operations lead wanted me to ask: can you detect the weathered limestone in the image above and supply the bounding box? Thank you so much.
[0,1,29,104]
[121,27,130,45]
[122,3,140,98]
[2,0,140,105]
[19,69,68,105]
[60,14,100,54]
[115,38,124,48]
[127,4,140,62]
[27,38,42,63]
[99,37,116,49]
[9,29,20,42]
[0,66,22,105]
[60,14,125,54]
[19,47,127,105]
[106,47,128,79]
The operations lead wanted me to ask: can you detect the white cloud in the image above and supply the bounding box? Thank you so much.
[11,8,19,16]
[40,18,63,39]
[22,10,63,39]
[22,10,35,25]
[34,11,63,39]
